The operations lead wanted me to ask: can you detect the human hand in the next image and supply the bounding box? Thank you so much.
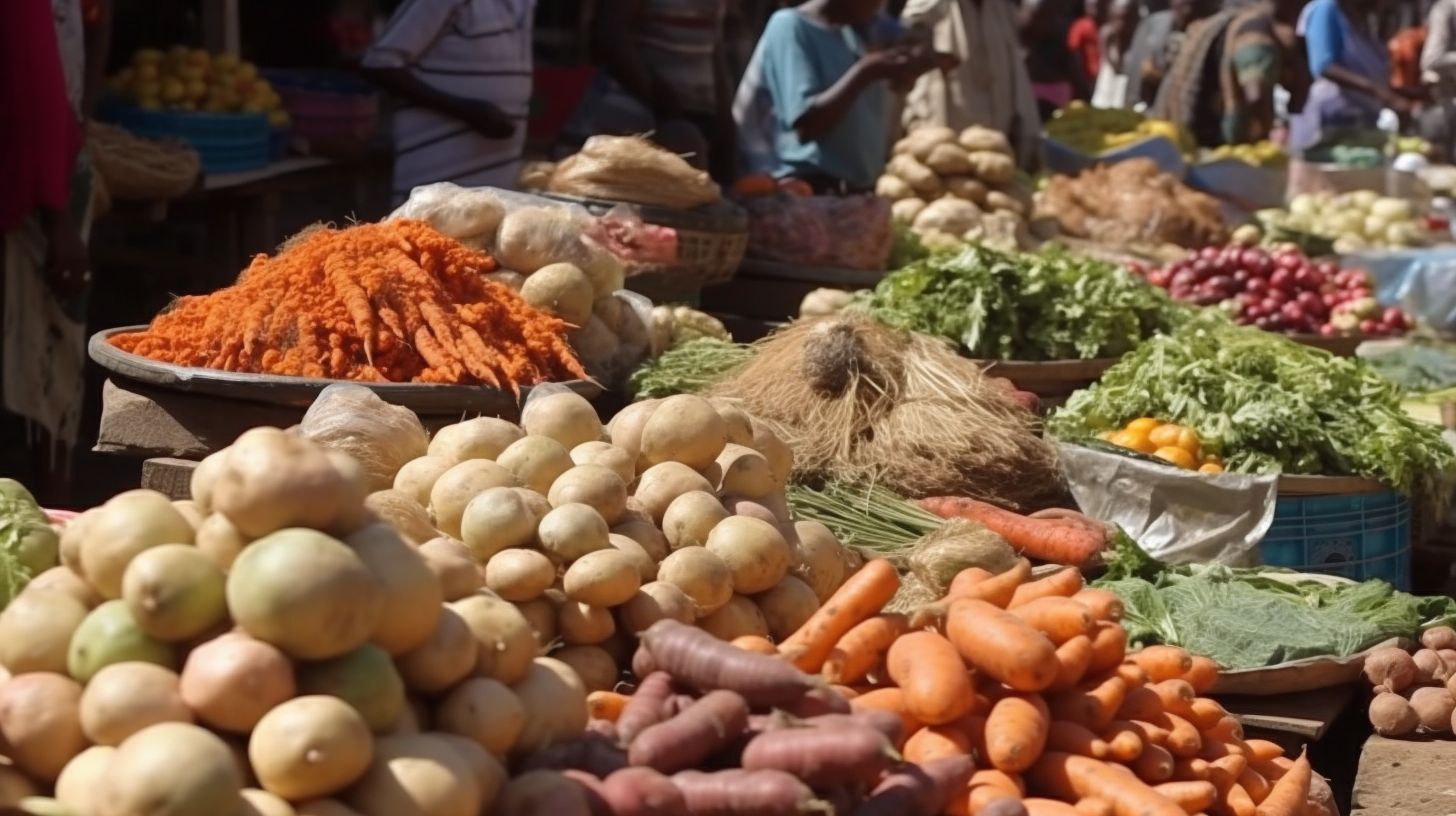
[42,211,89,300]
[1377,87,1413,115]
[457,100,517,139]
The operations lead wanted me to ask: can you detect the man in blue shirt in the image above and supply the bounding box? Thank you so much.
[739,0,952,193]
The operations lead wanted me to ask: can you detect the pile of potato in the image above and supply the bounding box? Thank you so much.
[1363,627,1456,738]
[375,389,855,699]
[874,125,1044,252]
[0,429,591,816]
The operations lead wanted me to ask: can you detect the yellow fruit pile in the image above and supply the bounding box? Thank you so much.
[107,46,290,127]
[1206,140,1288,167]
[1102,417,1225,473]
[1044,102,1196,156]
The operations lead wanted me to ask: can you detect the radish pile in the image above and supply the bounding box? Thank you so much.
[1133,244,1413,338]
[1362,627,1456,738]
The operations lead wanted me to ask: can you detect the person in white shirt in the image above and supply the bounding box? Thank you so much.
[362,0,534,204]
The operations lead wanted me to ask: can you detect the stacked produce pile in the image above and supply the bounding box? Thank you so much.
[1203,141,1287,167]
[1043,103,1194,156]
[1255,190,1436,253]
[875,125,1043,252]
[1361,630,1456,738]
[1037,159,1229,250]
[854,244,1192,362]
[1136,243,1413,338]
[1049,321,1455,496]
[1094,418,1225,473]
[110,219,589,389]
[106,45,287,124]
[547,135,723,210]
[0,429,597,816]
[544,557,1322,815]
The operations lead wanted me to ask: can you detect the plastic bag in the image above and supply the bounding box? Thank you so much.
[548,135,722,209]
[387,182,506,249]
[1058,442,1278,566]
[741,194,894,271]
[299,384,430,492]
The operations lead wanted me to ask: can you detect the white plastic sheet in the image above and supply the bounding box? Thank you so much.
[1346,247,1456,332]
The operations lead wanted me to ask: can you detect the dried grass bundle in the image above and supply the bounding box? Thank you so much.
[707,314,1066,511]
[549,135,722,209]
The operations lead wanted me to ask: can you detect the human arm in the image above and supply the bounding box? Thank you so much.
[359,0,516,137]
[1303,0,1407,109]
[591,0,680,116]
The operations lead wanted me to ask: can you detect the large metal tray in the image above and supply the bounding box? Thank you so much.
[90,326,601,413]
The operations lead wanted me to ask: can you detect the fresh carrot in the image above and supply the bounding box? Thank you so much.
[1098,721,1144,763]
[1046,720,1109,758]
[954,714,989,758]
[1204,715,1245,745]
[1149,680,1196,716]
[904,725,973,764]
[1115,686,1166,723]
[1253,749,1309,816]
[1130,743,1175,783]
[1086,622,1128,675]
[822,613,908,686]
[1129,646,1193,682]
[1114,662,1150,689]
[1025,752,1185,816]
[888,631,979,726]
[1183,655,1220,694]
[1050,635,1094,692]
[779,558,899,673]
[966,769,1025,814]
[1023,799,1082,816]
[1073,588,1126,622]
[1162,713,1202,758]
[1048,674,1127,731]
[1011,597,1095,644]
[1152,781,1217,814]
[1251,756,1292,783]
[1242,740,1285,763]
[1222,783,1258,816]
[950,559,1033,608]
[1238,767,1271,803]
[1123,718,1170,747]
[850,687,923,742]
[1172,757,1211,782]
[587,690,630,723]
[731,635,779,655]
[985,693,1051,773]
[1186,697,1227,730]
[1207,754,1249,792]
[1010,567,1086,608]
[918,497,1107,567]
[948,567,995,598]
[946,599,1059,692]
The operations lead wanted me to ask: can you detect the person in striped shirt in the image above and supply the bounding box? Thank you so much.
[362,0,535,203]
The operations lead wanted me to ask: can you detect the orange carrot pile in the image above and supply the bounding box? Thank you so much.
[110,219,587,389]
[763,558,1319,816]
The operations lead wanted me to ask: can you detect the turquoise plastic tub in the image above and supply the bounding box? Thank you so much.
[1259,491,1411,589]
[100,98,270,174]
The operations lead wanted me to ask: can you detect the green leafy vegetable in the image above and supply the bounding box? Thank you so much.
[852,244,1196,361]
[0,479,56,610]
[888,221,931,270]
[1363,343,1456,394]
[627,338,753,400]
[1095,536,1456,668]
[1049,321,1456,499]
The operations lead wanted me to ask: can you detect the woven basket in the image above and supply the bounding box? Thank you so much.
[88,122,200,201]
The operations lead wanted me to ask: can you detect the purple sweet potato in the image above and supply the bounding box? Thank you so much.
[661,693,697,719]
[628,689,751,773]
[804,711,907,749]
[777,685,852,718]
[587,719,621,741]
[497,770,596,816]
[617,671,676,746]
[632,645,659,679]
[849,755,975,816]
[597,767,690,816]
[741,725,899,787]
[670,769,831,816]
[640,620,818,707]
[561,769,612,816]
[520,732,630,777]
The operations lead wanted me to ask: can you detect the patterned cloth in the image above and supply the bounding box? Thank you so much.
[1152,3,1279,146]
[362,0,535,203]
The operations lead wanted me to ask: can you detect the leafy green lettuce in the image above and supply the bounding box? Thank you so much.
[1095,534,1456,669]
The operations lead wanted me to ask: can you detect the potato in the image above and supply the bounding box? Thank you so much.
[592,296,623,332]
[515,597,558,649]
[392,456,453,508]
[460,487,538,563]
[752,575,819,642]
[610,520,670,564]
[967,151,1015,184]
[706,401,755,448]
[617,582,697,635]
[417,537,484,602]
[562,550,641,608]
[557,600,615,646]
[569,442,636,485]
[451,593,539,686]
[714,444,775,498]
[887,154,942,195]
[789,521,848,602]
[657,548,733,617]
[484,550,556,603]
[427,418,525,464]
[944,175,988,203]
[721,496,778,528]
[551,646,618,694]
[509,659,589,756]
[875,175,916,201]
[520,263,595,327]
[696,595,770,641]
[436,677,527,757]
[705,516,791,595]
[547,465,628,526]
[924,142,974,175]
[748,421,793,488]
[891,197,928,224]
[959,125,1012,155]
[1370,691,1419,736]
[363,490,436,546]
[662,491,730,551]
[496,436,574,496]
[606,400,660,464]
[522,391,603,451]
[537,503,610,564]
[985,189,1025,216]
[638,395,728,472]
[607,534,657,583]
[1408,686,1455,732]
[634,462,715,524]
[394,606,477,695]
[429,460,518,539]
[899,125,957,160]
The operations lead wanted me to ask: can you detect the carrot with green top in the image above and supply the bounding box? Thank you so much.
[918,497,1107,567]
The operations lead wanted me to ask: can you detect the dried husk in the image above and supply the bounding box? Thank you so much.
[907,519,1019,595]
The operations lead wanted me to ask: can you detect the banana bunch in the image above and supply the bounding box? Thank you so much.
[1206,140,1288,167]
[1045,103,1194,156]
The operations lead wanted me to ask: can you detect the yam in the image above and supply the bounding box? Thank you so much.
[944,175,989,203]
[1408,686,1454,733]
[887,154,943,195]
[1369,691,1419,737]
[876,175,917,201]
[959,126,1013,156]
[892,198,929,224]
[924,143,974,175]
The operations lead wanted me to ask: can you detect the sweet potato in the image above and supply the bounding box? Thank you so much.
[777,685,852,718]
[521,732,630,777]
[640,620,817,707]
[851,755,976,816]
[596,767,689,816]
[806,710,908,749]
[670,768,829,816]
[741,724,899,786]
[628,690,750,773]
[617,671,676,745]
[560,769,613,816]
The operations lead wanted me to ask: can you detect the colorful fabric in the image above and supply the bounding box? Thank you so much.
[1152,4,1277,146]
[1069,16,1103,81]
[0,0,83,233]
[1390,26,1425,88]
[1289,0,1389,154]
